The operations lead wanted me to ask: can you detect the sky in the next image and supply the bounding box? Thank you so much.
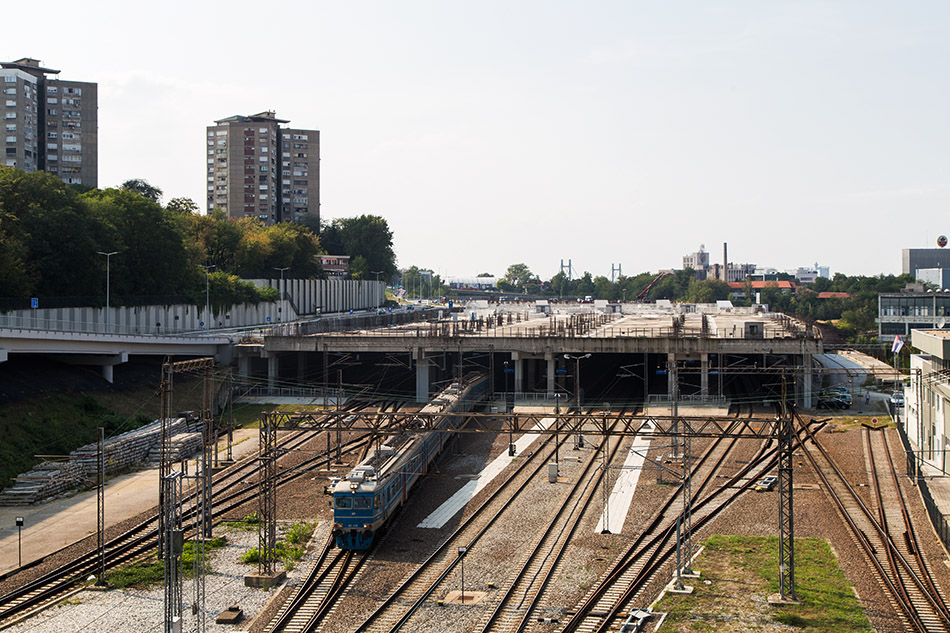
[4,1,948,280]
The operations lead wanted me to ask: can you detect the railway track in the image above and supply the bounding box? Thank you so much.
[346,411,572,633]
[0,399,394,628]
[559,409,822,633]
[798,415,950,633]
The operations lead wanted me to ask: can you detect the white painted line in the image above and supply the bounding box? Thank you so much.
[595,432,652,534]
[418,417,555,529]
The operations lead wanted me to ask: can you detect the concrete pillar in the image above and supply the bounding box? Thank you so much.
[546,353,555,395]
[416,359,430,403]
[802,353,813,409]
[643,353,649,402]
[0,349,7,364]
[701,353,709,397]
[514,358,524,393]
[238,354,251,379]
[267,354,279,394]
[102,364,114,384]
[667,352,676,398]
[297,353,306,381]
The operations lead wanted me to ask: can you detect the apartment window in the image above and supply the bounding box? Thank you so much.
[217,139,226,146]
[259,185,268,191]
[282,133,290,139]
[260,146,268,153]
[47,132,57,138]
[47,155,58,161]
[63,143,81,152]
[3,88,14,95]
[64,87,81,95]
[62,155,81,162]
[47,98,57,104]
[47,143,57,150]
[208,131,214,137]
[282,152,290,158]
[259,156,267,162]
[258,128,268,134]
[47,109,57,116]
[296,153,307,158]
[4,113,15,120]
[259,166,268,172]
[292,134,308,141]
[3,77,15,83]
[207,158,214,164]
[5,136,15,143]
[216,130,226,136]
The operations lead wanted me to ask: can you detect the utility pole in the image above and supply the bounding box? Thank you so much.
[97,427,105,585]
[564,354,591,448]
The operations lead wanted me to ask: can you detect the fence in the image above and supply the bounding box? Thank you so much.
[895,418,950,552]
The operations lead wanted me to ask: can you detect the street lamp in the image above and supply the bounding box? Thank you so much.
[458,546,467,604]
[504,361,515,456]
[564,354,591,449]
[15,517,23,567]
[554,393,561,469]
[201,265,215,331]
[97,251,118,332]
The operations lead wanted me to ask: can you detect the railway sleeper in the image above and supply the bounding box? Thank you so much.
[903,531,918,556]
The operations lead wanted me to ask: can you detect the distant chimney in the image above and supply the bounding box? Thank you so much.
[722,242,728,282]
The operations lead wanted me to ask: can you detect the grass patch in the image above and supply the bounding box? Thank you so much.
[654,535,871,632]
[239,521,315,570]
[223,513,260,531]
[105,536,227,589]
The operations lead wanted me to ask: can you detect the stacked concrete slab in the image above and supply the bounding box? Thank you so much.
[0,417,199,505]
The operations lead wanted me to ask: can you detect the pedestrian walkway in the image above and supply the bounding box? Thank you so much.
[595,429,653,534]
[0,427,260,577]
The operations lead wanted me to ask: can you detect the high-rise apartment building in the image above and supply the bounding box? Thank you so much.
[206,111,319,225]
[1,58,97,187]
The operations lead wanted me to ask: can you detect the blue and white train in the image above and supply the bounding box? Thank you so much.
[330,373,489,549]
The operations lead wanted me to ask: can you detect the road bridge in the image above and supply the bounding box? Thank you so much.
[0,327,232,382]
[239,305,824,406]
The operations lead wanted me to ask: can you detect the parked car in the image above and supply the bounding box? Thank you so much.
[890,391,905,408]
[754,475,778,492]
[817,394,851,409]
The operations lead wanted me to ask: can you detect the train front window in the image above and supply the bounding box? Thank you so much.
[353,497,371,509]
[334,496,352,509]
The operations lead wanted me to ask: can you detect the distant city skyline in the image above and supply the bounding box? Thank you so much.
[2,1,947,279]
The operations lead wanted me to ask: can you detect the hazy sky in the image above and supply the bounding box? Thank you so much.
[4,1,948,279]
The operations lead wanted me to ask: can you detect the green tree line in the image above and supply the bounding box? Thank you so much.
[0,168,397,307]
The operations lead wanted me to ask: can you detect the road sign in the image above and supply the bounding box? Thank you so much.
[503,368,515,374]
[30,298,38,309]
[556,369,567,375]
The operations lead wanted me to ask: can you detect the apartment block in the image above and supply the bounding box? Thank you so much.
[207,111,319,226]
[1,58,97,187]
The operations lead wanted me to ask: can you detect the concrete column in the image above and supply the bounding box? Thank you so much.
[667,352,676,398]
[701,353,709,397]
[297,353,306,381]
[546,353,555,395]
[802,353,813,409]
[514,358,524,393]
[267,353,279,394]
[0,349,7,363]
[238,354,251,379]
[416,359,430,403]
[643,353,649,402]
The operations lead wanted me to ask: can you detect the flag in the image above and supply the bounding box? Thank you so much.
[891,336,904,354]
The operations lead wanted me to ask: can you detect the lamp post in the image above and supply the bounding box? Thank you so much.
[201,265,215,331]
[504,361,515,456]
[97,251,118,332]
[458,546,467,604]
[554,393,560,469]
[564,354,591,449]
[371,270,383,310]
[15,517,23,567]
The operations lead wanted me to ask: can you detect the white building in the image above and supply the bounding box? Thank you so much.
[906,330,950,472]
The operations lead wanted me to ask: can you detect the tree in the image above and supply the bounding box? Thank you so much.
[320,215,397,281]
[502,263,534,289]
[121,179,163,202]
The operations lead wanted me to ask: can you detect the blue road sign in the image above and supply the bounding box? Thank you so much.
[656,369,667,375]
[30,298,38,309]
[266,316,272,322]
[556,369,567,375]
[503,368,515,374]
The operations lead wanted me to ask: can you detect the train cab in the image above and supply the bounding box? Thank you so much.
[331,465,382,550]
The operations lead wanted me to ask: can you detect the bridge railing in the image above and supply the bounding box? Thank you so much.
[0,318,217,339]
